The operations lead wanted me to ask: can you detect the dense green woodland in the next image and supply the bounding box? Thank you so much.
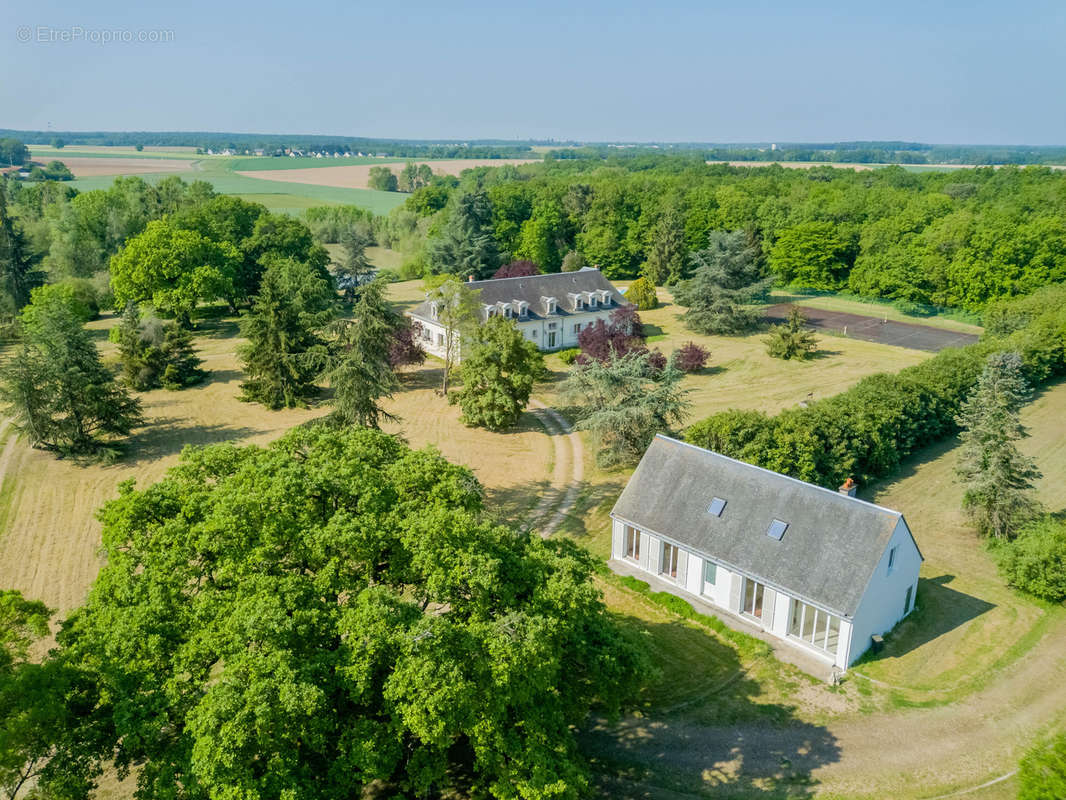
[393,156,1066,311]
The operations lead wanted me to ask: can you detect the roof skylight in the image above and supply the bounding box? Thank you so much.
[707,497,726,517]
[767,519,788,541]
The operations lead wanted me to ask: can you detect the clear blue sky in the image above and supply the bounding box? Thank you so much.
[6,0,1066,144]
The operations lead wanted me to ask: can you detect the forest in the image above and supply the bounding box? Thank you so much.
[377,155,1066,313]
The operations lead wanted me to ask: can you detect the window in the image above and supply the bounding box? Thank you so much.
[887,546,898,574]
[624,526,640,561]
[742,578,765,618]
[575,298,584,310]
[707,497,726,517]
[703,560,717,590]
[767,519,788,541]
[788,599,842,655]
[904,584,913,616]
[531,329,538,338]
[660,542,679,580]
[573,323,581,333]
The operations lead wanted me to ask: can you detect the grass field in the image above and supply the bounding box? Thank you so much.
[540,286,932,427]
[0,305,550,614]
[1,275,1063,797]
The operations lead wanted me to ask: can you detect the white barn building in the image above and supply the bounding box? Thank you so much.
[609,435,923,675]
[406,268,629,360]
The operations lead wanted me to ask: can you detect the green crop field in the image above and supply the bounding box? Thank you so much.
[64,158,409,215]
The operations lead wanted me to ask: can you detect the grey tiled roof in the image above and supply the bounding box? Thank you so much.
[408,268,628,322]
[611,435,919,617]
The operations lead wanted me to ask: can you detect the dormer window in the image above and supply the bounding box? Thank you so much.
[598,290,611,306]
[587,292,598,309]
[429,301,440,319]
[514,300,529,318]
[542,296,557,315]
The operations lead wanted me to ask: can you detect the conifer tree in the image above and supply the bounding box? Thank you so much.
[955,351,1042,539]
[426,190,500,280]
[238,258,335,409]
[0,292,142,457]
[0,186,44,316]
[764,306,819,360]
[115,303,206,391]
[674,231,771,335]
[323,279,401,428]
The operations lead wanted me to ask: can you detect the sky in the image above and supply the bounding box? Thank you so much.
[4,0,1066,144]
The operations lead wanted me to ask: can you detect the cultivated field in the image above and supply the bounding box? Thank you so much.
[46,156,194,177]
[235,158,539,190]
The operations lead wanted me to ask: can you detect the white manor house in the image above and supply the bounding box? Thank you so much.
[406,268,629,359]
[610,435,923,675]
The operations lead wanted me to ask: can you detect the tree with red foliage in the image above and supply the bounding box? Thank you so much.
[673,341,710,373]
[576,307,648,364]
[492,260,540,279]
[389,320,427,369]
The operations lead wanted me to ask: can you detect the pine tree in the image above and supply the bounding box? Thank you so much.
[238,258,335,409]
[334,225,374,302]
[0,294,142,457]
[323,280,401,428]
[674,231,771,335]
[456,316,543,430]
[0,185,44,316]
[955,351,1042,539]
[764,306,819,360]
[641,203,687,286]
[116,303,206,391]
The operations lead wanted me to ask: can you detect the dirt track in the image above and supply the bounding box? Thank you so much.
[765,304,980,352]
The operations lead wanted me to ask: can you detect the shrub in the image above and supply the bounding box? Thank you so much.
[765,307,819,360]
[625,276,659,310]
[674,341,710,372]
[576,307,647,364]
[995,517,1066,601]
[558,348,580,365]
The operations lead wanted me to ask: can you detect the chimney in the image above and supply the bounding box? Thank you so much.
[838,477,858,498]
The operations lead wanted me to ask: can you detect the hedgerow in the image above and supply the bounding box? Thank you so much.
[684,287,1066,490]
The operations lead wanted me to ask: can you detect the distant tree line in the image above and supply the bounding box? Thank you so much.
[0,129,536,158]
[386,155,1066,311]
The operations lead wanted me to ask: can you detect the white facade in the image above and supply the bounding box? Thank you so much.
[412,304,620,361]
[609,515,920,671]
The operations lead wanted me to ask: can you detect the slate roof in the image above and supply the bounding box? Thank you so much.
[408,268,628,323]
[611,435,920,618]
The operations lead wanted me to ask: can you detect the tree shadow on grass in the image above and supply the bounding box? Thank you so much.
[118,417,260,466]
[581,616,839,798]
[483,476,555,528]
[854,574,995,666]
